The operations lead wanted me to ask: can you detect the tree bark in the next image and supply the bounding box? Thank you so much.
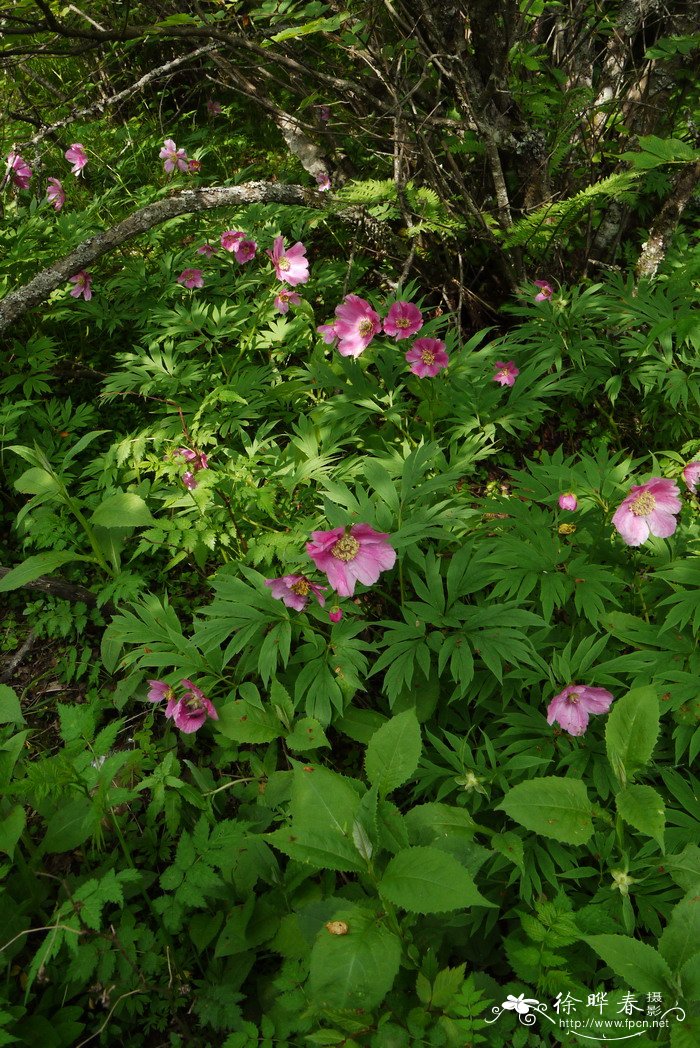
[635,161,700,281]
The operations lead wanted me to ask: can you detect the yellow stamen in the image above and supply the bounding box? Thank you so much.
[331,535,360,562]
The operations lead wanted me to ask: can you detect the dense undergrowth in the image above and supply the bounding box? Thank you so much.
[1,8,700,1046]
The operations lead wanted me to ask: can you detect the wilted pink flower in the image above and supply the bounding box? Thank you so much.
[558,492,577,511]
[682,461,700,493]
[384,301,423,341]
[187,158,201,175]
[159,138,188,174]
[46,177,65,211]
[165,679,218,734]
[147,680,175,704]
[612,477,681,546]
[329,607,343,623]
[405,338,449,377]
[6,152,32,189]
[547,684,614,736]
[221,230,244,251]
[265,574,326,611]
[493,361,519,387]
[317,105,331,122]
[232,238,257,264]
[207,100,222,116]
[177,268,204,289]
[69,271,92,300]
[317,322,338,344]
[182,471,197,490]
[274,289,301,314]
[65,143,88,176]
[196,243,217,258]
[315,171,331,192]
[534,279,553,302]
[306,524,396,597]
[266,236,309,286]
[334,295,382,358]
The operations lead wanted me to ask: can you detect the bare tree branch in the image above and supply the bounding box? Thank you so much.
[636,161,700,282]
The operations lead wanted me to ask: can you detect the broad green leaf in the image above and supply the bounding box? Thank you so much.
[308,904,401,1009]
[289,763,361,836]
[0,684,24,725]
[216,699,282,743]
[0,552,90,593]
[664,846,700,891]
[615,785,665,850]
[365,710,422,796]
[379,846,494,913]
[605,686,659,786]
[285,717,329,751]
[90,492,154,528]
[659,894,700,971]
[0,805,26,857]
[335,707,387,743]
[265,828,365,873]
[14,467,61,496]
[404,803,477,844]
[584,935,675,993]
[680,953,700,1001]
[41,798,99,854]
[491,832,525,870]
[498,777,594,844]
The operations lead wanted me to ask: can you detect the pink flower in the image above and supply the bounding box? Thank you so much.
[317,105,331,122]
[65,143,88,176]
[612,478,681,546]
[493,361,519,387]
[334,295,382,358]
[682,461,700,493]
[266,236,309,286]
[46,177,65,211]
[187,158,202,175]
[196,243,217,258]
[558,492,578,511]
[7,152,32,189]
[534,280,554,302]
[207,100,222,116]
[306,524,396,597]
[547,684,614,736]
[329,607,343,623]
[265,574,326,611]
[232,238,257,264]
[147,679,175,704]
[317,322,338,344]
[274,289,301,314]
[182,471,197,490]
[69,271,92,300]
[384,301,423,341]
[178,268,204,289]
[315,171,331,192]
[221,230,244,251]
[405,338,449,377]
[165,679,218,734]
[159,139,188,174]
[176,447,208,470]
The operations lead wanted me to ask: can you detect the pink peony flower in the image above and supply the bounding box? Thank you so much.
[176,447,208,470]
[317,322,338,344]
[65,143,88,176]
[547,684,614,736]
[266,236,309,286]
[274,289,301,314]
[405,337,449,377]
[7,152,32,189]
[493,361,519,387]
[196,243,217,258]
[265,574,326,611]
[315,171,331,192]
[329,607,343,623]
[178,268,204,289]
[147,679,175,704]
[384,301,423,341]
[534,280,554,302]
[221,230,244,251]
[46,177,65,211]
[306,524,396,597]
[187,158,202,175]
[159,138,188,174]
[232,238,257,264]
[334,295,382,358]
[558,492,578,511]
[682,461,700,493]
[165,679,218,734]
[612,477,681,546]
[207,100,222,116]
[69,271,92,300]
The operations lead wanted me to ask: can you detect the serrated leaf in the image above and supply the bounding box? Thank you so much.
[659,894,700,972]
[0,552,90,592]
[215,699,282,743]
[584,934,675,993]
[379,846,494,913]
[0,685,24,725]
[616,784,665,849]
[90,492,154,528]
[0,805,26,858]
[285,717,329,751]
[498,777,594,844]
[605,686,659,785]
[41,798,98,854]
[308,904,401,1010]
[664,846,700,891]
[265,827,365,873]
[365,710,422,796]
[289,763,361,837]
